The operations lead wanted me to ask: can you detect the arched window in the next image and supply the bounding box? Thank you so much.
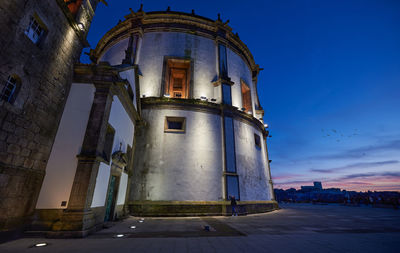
[0,75,21,104]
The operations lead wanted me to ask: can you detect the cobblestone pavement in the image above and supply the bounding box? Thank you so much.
[1,203,399,252]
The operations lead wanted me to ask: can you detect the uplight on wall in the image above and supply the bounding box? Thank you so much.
[77,23,85,32]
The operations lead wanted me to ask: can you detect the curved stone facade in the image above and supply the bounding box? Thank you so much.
[93,9,277,215]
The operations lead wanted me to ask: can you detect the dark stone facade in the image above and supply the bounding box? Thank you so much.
[0,0,100,240]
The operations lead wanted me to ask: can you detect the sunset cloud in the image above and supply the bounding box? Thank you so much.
[310,160,399,173]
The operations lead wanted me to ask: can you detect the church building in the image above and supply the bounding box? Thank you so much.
[0,1,276,239]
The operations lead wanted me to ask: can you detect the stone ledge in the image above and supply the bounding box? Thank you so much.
[129,200,279,216]
[141,97,268,135]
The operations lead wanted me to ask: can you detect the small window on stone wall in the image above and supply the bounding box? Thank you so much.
[164,59,191,99]
[25,14,47,45]
[103,124,115,163]
[0,75,21,104]
[254,133,261,149]
[241,80,252,113]
[164,117,186,133]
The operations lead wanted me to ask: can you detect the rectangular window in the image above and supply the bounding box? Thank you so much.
[25,15,46,44]
[164,59,191,99]
[222,83,232,105]
[218,44,228,78]
[241,80,252,112]
[254,134,261,149]
[226,175,240,200]
[164,117,186,133]
[224,116,236,173]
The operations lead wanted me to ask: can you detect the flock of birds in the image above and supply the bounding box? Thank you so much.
[321,128,359,142]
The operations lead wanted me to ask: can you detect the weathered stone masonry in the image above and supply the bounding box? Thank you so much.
[0,0,101,239]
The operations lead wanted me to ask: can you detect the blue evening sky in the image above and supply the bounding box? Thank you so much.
[82,0,400,191]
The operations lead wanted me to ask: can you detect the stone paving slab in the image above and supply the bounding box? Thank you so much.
[0,203,399,252]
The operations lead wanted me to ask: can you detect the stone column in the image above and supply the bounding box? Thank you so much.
[60,83,113,234]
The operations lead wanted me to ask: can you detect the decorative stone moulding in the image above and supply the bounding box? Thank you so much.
[90,10,258,73]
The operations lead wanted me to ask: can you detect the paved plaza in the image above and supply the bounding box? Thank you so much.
[1,203,399,252]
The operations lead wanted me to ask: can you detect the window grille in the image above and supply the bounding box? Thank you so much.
[0,76,18,103]
[25,16,45,44]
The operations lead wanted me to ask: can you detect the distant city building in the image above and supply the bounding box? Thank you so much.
[313,181,322,190]
[300,181,323,192]
[275,182,400,206]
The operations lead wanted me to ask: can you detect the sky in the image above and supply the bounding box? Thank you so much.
[82,0,400,192]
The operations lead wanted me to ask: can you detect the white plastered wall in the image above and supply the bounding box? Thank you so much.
[91,95,134,208]
[36,83,95,209]
[91,162,111,207]
[99,38,129,65]
[117,172,128,205]
[119,69,137,109]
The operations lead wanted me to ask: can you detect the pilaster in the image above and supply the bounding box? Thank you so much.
[60,83,113,232]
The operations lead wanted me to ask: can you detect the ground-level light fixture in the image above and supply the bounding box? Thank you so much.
[34,243,48,247]
[115,234,124,238]
[130,225,136,229]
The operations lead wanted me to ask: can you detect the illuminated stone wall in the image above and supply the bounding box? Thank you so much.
[227,48,254,114]
[234,119,272,200]
[0,0,100,235]
[131,108,223,201]
[138,32,218,100]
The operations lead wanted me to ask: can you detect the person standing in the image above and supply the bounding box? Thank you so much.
[230,195,238,216]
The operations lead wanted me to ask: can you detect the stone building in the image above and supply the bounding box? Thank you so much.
[0,0,106,240]
[0,3,276,239]
[89,7,276,216]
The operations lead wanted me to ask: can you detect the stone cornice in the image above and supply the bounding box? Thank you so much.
[90,10,258,73]
[141,97,267,135]
[212,76,235,87]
